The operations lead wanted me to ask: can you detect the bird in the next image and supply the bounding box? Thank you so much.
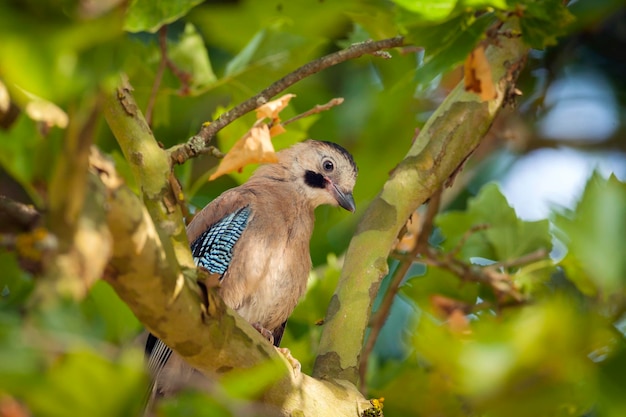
[144,139,358,405]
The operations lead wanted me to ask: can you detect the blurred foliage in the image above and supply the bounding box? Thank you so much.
[376,175,626,417]
[1,0,625,416]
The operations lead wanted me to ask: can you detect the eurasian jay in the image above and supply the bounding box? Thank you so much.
[145,139,358,402]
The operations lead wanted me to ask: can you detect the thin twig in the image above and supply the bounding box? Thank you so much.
[165,63,192,95]
[145,27,169,127]
[420,252,490,286]
[168,36,405,165]
[358,188,442,393]
[421,248,525,302]
[168,174,193,225]
[486,248,549,270]
[281,97,344,127]
[471,298,528,313]
[146,27,193,126]
[447,223,489,258]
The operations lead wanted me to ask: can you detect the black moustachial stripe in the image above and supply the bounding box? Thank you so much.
[304,170,326,189]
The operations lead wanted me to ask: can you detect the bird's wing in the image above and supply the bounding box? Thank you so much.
[186,188,256,245]
[190,205,251,276]
[145,194,253,402]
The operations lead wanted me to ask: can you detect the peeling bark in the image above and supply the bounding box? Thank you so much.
[313,19,529,386]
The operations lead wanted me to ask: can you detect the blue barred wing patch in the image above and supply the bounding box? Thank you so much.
[190,206,251,275]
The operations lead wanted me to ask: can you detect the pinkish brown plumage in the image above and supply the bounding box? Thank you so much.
[145,140,357,407]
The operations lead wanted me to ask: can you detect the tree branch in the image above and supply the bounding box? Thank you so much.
[31,102,112,303]
[145,27,168,127]
[313,18,529,385]
[102,76,379,416]
[146,26,193,127]
[103,75,196,273]
[281,97,344,127]
[167,36,405,165]
[358,189,442,392]
[90,148,375,417]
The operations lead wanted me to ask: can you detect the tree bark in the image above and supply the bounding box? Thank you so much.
[313,19,529,387]
[99,18,529,417]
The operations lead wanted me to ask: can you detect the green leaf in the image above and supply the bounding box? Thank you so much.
[189,0,354,54]
[344,0,399,40]
[372,359,466,417]
[462,0,508,8]
[167,23,217,93]
[410,297,602,416]
[220,359,286,399]
[392,0,459,22]
[158,391,231,417]
[554,173,626,297]
[0,251,34,309]
[597,342,626,417]
[557,252,597,297]
[400,12,497,87]
[0,115,46,204]
[0,311,43,379]
[436,183,552,262]
[394,0,507,24]
[81,281,141,344]
[21,350,146,417]
[124,0,204,33]
[0,9,124,105]
[513,0,576,49]
[224,27,326,80]
[401,268,479,307]
[224,30,267,78]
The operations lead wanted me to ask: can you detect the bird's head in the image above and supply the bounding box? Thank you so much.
[281,140,358,212]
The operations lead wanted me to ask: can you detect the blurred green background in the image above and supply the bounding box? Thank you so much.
[1,0,625,416]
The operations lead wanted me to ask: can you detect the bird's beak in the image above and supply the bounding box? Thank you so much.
[331,183,356,212]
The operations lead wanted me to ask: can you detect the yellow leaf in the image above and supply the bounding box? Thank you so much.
[209,124,278,180]
[25,99,69,129]
[269,123,286,137]
[464,45,496,101]
[255,93,296,120]
[0,80,9,113]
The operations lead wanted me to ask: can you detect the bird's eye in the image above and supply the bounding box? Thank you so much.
[323,160,334,172]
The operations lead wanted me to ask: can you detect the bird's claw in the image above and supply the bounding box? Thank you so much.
[276,347,301,374]
[252,322,275,345]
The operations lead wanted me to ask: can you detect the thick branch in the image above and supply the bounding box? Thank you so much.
[32,104,112,303]
[358,189,442,392]
[91,151,373,417]
[92,151,273,369]
[103,76,195,272]
[102,75,376,416]
[313,19,529,384]
[168,36,405,165]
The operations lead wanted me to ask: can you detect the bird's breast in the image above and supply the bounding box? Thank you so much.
[218,206,314,332]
